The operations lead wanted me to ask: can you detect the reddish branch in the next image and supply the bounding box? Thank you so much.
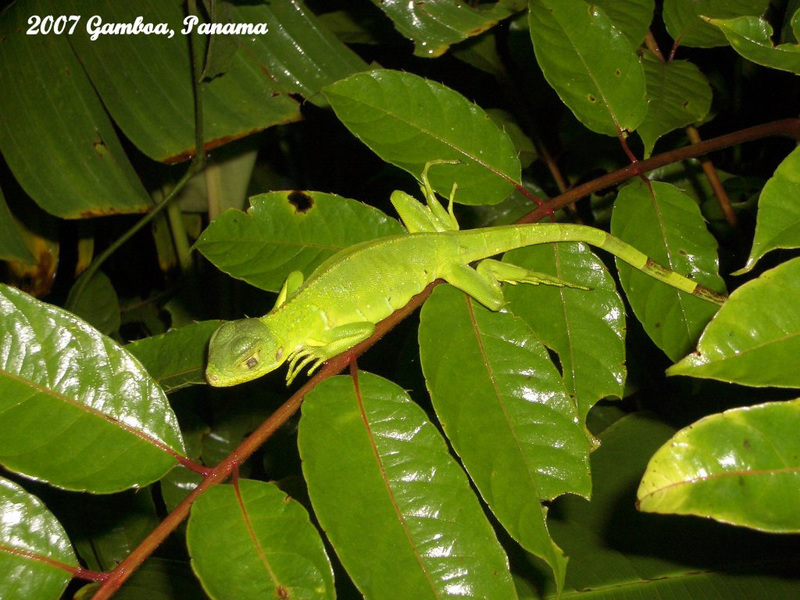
[518,118,800,223]
[90,117,800,598]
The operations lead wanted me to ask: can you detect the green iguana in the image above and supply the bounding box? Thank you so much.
[206,166,726,387]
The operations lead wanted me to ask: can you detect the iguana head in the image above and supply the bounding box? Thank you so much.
[206,318,286,387]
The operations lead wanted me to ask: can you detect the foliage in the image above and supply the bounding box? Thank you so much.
[1,0,800,598]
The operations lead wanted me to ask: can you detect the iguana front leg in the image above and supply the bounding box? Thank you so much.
[442,258,588,311]
[285,321,375,384]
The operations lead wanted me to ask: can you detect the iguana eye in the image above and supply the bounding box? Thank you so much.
[245,356,258,369]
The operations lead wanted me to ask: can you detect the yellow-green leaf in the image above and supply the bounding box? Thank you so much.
[638,399,800,532]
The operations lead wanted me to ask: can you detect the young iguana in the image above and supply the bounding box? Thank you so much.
[206,166,726,387]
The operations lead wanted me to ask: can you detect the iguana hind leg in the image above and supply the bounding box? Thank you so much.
[442,259,589,311]
[477,259,590,291]
[391,160,460,233]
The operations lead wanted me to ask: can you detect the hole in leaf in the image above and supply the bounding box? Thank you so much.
[288,191,313,213]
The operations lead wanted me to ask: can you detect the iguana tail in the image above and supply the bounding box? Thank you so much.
[455,223,727,305]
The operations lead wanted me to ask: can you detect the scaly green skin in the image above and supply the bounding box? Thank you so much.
[206,218,727,387]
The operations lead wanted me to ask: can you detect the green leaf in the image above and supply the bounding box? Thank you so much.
[160,468,204,514]
[127,321,221,393]
[65,271,120,336]
[638,399,800,532]
[65,0,301,162]
[200,395,277,469]
[669,257,800,387]
[226,0,368,104]
[452,32,506,78]
[486,109,538,168]
[638,54,713,157]
[709,16,800,75]
[503,243,626,422]
[0,284,185,493]
[0,0,153,218]
[298,373,518,599]
[529,414,800,597]
[324,69,521,206]
[528,0,648,136]
[593,0,655,47]
[187,479,334,600]
[369,0,514,57]
[420,285,595,590]
[0,187,34,263]
[611,181,725,361]
[67,491,159,572]
[0,477,78,600]
[739,147,800,273]
[196,191,403,292]
[662,0,771,48]
[111,558,207,600]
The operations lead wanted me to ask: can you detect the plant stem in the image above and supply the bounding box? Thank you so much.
[518,118,800,223]
[686,125,738,228]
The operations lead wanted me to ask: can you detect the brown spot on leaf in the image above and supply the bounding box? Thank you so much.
[588,94,598,103]
[288,191,313,213]
[276,586,289,599]
[93,140,108,156]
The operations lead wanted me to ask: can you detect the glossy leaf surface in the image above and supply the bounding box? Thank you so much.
[0,477,77,600]
[0,0,152,218]
[324,69,521,206]
[127,321,221,393]
[65,0,300,162]
[196,191,403,292]
[710,16,800,73]
[299,373,518,599]
[187,479,334,600]
[662,0,770,48]
[593,0,654,47]
[528,0,648,136]
[0,284,184,492]
[227,0,367,103]
[638,399,800,532]
[420,284,595,590]
[503,243,626,422]
[669,257,800,387]
[611,180,725,361]
[638,55,713,157]
[369,0,513,57]
[740,147,800,272]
